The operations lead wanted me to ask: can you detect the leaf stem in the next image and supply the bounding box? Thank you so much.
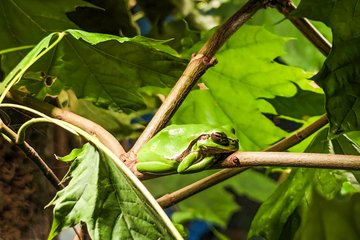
[273,0,331,56]
[16,118,57,144]
[0,45,34,55]
[131,0,267,153]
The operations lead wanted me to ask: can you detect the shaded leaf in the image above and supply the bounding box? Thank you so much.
[0,33,57,96]
[0,0,95,73]
[14,30,187,112]
[248,168,315,240]
[296,0,360,134]
[248,127,360,239]
[262,83,325,120]
[294,192,360,240]
[48,143,178,239]
[67,0,138,36]
[68,98,143,141]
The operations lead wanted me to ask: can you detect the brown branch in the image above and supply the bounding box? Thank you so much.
[218,151,360,170]
[157,114,329,208]
[6,91,125,157]
[265,114,328,151]
[157,167,249,208]
[273,0,331,56]
[131,0,268,154]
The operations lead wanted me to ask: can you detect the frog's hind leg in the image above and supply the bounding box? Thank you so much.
[136,161,178,174]
[178,154,215,173]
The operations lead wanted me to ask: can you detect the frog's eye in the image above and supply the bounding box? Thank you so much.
[211,132,229,146]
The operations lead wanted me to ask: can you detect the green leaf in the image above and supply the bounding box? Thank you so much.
[56,146,85,162]
[173,89,233,126]
[295,0,360,134]
[48,143,179,240]
[15,30,187,112]
[248,168,315,240]
[0,0,95,73]
[212,0,331,71]
[294,192,360,240]
[176,25,313,150]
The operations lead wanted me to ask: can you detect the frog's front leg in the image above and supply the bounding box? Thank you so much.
[136,160,178,174]
[178,152,215,173]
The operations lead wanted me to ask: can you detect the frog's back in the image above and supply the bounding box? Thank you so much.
[140,124,220,160]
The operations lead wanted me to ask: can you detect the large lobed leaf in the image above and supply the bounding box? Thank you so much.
[296,0,360,134]
[175,25,316,150]
[8,30,187,112]
[48,143,178,239]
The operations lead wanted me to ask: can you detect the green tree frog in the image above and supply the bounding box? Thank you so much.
[136,124,239,174]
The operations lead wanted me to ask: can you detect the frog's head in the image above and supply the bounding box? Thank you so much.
[197,126,239,153]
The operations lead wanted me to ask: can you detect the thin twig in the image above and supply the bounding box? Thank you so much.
[273,0,331,56]
[264,114,328,151]
[131,0,268,154]
[0,119,64,190]
[6,90,126,157]
[157,115,329,208]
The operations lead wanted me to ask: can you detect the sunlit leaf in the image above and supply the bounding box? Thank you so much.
[212,0,331,71]
[175,25,313,150]
[48,143,178,239]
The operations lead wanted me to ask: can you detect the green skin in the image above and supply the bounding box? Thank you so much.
[136,124,239,174]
